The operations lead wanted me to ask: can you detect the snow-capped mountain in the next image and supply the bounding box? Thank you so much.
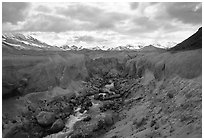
[107,44,138,51]
[59,45,85,51]
[2,33,61,51]
[152,42,178,49]
[2,33,178,51]
[90,46,102,50]
[59,45,104,51]
[106,42,177,51]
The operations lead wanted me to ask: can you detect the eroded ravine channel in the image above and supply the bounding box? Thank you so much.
[2,53,202,138]
[3,74,133,138]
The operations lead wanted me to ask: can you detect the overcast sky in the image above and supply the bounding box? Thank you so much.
[2,2,202,48]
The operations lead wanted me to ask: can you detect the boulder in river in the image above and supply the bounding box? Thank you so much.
[82,115,92,122]
[36,111,55,127]
[94,93,105,100]
[50,119,65,133]
[103,94,121,100]
[96,112,114,127]
[103,113,114,126]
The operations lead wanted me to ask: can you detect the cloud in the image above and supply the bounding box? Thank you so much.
[2,2,202,48]
[162,2,202,25]
[149,2,159,5]
[2,2,30,24]
[125,2,202,35]
[56,4,128,30]
[74,35,107,43]
[18,13,93,33]
[132,17,160,32]
[130,2,139,10]
[35,5,52,13]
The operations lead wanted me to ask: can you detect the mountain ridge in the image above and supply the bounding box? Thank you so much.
[170,27,202,51]
[2,33,178,51]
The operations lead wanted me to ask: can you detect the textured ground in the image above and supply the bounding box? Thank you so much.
[103,76,202,138]
[2,46,202,138]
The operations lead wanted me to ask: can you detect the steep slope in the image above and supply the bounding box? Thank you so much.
[2,33,62,51]
[170,27,202,51]
[2,52,89,98]
[103,76,202,138]
[125,27,202,80]
[125,49,201,80]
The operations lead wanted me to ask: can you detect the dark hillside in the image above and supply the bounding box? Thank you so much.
[170,27,202,51]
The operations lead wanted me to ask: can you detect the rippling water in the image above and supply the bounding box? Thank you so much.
[45,83,114,138]
[45,106,87,138]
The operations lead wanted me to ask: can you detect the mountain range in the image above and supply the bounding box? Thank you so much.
[2,33,179,51]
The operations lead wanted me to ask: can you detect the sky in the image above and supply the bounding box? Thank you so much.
[2,2,202,48]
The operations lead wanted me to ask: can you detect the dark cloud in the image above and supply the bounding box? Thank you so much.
[165,2,202,25]
[56,4,128,30]
[134,17,159,30]
[2,2,202,45]
[35,5,52,13]
[149,2,159,5]
[127,17,160,34]
[56,4,102,22]
[2,2,30,24]
[128,2,202,35]
[123,15,181,36]
[130,2,139,10]
[20,12,121,33]
[21,14,86,32]
[74,35,107,43]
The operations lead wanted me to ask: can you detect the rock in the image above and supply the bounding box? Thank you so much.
[99,93,108,99]
[93,94,100,100]
[167,93,174,98]
[3,121,44,138]
[83,97,93,107]
[70,99,77,105]
[153,106,162,114]
[71,112,114,138]
[36,111,55,126]
[50,119,65,133]
[3,124,23,138]
[71,119,100,138]
[104,113,114,126]
[154,122,159,130]
[107,69,120,78]
[76,96,84,103]
[150,120,156,127]
[100,100,114,111]
[94,94,104,100]
[166,89,175,99]
[79,108,86,114]
[96,112,114,127]
[99,88,110,93]
[105,81,114,90]
[83,116,91,122]
[133,116,146,127]
[19,78,28,87]
[12,120,17,123]
[86,86,100,96]
[61,105,72,114]
[103,94,121,100]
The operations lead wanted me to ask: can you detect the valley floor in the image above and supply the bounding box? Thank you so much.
[2,73,202,138]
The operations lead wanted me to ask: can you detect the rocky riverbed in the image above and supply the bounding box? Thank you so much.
[2,75,130,138]
[3,72,201,138]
